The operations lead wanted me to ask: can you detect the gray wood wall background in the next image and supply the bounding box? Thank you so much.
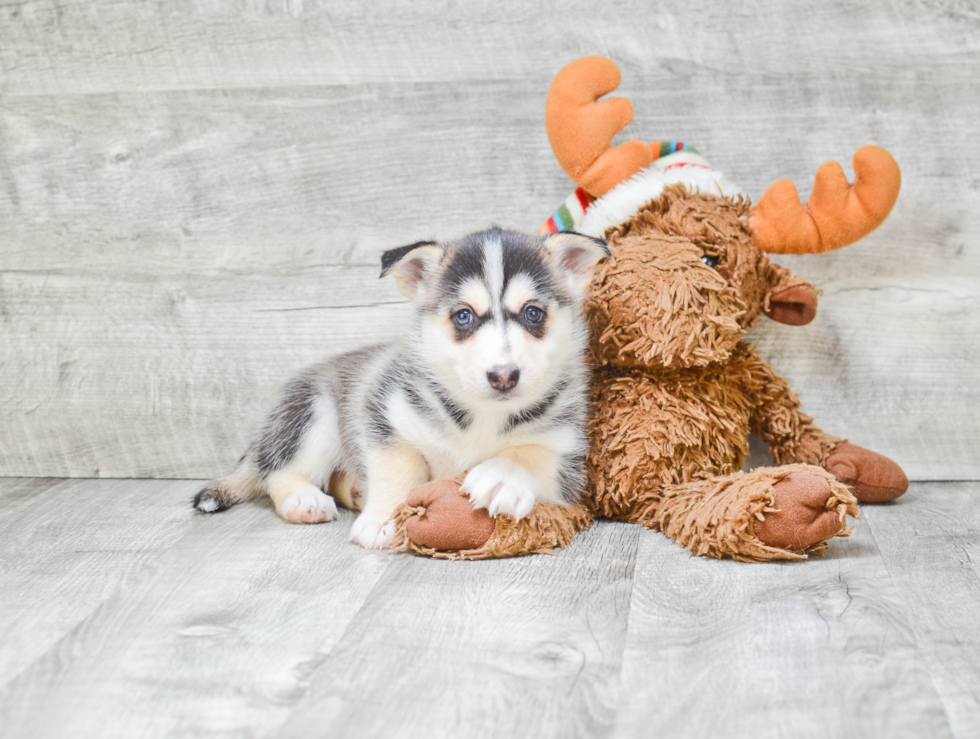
[1,0,977,480]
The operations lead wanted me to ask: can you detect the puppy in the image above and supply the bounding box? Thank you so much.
[193,227,608,549]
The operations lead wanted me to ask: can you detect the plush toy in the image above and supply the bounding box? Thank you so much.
[387,56,908,561]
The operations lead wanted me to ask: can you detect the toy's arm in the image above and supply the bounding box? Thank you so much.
[388,476,592,560]
[739,346,843,466]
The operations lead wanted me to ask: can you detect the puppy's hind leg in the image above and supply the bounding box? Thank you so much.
[253,366,344,523]
[197,365,343,523]
[263,394,345,524]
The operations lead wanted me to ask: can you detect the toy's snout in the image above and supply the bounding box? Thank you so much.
[765,285,818,326]
[762,263,819,327]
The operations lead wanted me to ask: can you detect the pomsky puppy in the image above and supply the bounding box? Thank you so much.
[194,227,609,549]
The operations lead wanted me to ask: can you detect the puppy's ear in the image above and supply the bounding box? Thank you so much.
[380,240,443,300]
[543,232,610,292]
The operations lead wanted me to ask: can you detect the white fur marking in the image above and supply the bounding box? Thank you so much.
[197,497,219,512]
[350,514,397,549]
[503,274,536,315]
[462,456,538,520]
[459,278,491,315]
[482,234,505,311]
[285,398,342,490]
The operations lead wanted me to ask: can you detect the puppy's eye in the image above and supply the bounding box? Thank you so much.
[701,254,719,268]
[451,308,474,329]
[522,305,545,325]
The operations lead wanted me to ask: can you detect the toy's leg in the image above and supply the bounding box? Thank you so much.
[630,465,858,561]
[387,477,593,560]
[823,443,908,503]
[767,422,842,468]
[769,427,908,503]
[742,346,908,503]
[774,430,910,503]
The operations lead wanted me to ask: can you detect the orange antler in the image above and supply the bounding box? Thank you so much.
[545,56,653,198]
[751,146,901,254]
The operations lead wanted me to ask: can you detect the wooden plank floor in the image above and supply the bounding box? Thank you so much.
[1,478,976,738]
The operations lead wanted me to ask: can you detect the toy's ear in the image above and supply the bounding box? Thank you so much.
[542,232,611,292]
[763,267,819,326]
[380,240,444,300]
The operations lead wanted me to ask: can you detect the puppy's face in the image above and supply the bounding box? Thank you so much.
[381,228,608,410]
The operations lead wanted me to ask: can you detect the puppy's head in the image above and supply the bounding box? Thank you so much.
[381,227,608,408]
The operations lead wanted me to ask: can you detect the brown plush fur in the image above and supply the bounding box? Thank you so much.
[577,186,856,558]
[590,186,789,367]
[390,500,593,560]
[392,184,896,561]
[646,465,857,562]
[586,342,843,518]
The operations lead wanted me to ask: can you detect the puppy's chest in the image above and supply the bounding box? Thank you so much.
[410,415,518,479]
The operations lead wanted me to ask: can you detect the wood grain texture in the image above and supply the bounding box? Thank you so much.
[2,479,979,738]
[277,522,640,739]
[1,0,978,478]
[0,486,393,738]
[1,0,977,94]
[0,477,63,520]
[0,267,406,477]
[0,479,200,687]
[865,483,980,739]
[612,514,955,739]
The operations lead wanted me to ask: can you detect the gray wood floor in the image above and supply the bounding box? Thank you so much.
[1,477,977,739]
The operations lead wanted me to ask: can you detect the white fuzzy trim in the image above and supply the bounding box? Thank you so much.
[578,165,745,238]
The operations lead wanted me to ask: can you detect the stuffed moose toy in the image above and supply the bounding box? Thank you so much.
[383,56,908,561]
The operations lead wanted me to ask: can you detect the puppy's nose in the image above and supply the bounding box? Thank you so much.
[487,364,520,392]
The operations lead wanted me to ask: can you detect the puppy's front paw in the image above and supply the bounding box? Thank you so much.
[462,457,537,520]
[350,514,396,550]
[279,486,338,524]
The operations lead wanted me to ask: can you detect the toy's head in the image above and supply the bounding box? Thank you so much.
[542,57,901,370]
[585,184,811,369]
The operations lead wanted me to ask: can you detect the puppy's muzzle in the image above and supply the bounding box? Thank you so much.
[487,364,520,393]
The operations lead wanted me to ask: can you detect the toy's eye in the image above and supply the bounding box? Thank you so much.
[451,308,475,329]
[701,254,719,268]
[522,304,545,325]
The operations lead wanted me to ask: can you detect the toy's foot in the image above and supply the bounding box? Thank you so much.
[754,471,846,552]
[825,443,909,503]
[403,479,496,551]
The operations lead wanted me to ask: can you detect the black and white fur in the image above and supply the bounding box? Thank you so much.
[194,227,609,549]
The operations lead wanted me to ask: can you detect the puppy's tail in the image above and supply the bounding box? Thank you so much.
[193,464,263,514]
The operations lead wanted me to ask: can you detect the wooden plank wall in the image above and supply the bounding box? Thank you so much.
[1,0,977,479]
